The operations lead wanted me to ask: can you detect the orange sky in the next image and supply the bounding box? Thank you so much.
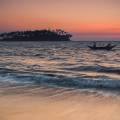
[0,0,120,38]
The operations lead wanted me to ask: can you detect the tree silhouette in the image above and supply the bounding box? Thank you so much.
[0,29,72,41]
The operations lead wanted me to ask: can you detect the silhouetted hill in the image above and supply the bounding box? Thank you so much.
[0,29,72,41]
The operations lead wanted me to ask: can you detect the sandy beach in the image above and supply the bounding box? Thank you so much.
[0,87,120,120]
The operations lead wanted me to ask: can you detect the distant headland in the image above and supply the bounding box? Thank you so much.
[0,29,72,41]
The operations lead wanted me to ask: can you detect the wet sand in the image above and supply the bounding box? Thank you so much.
[0,88,120,120]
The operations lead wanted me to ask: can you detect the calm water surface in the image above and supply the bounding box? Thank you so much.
[0,41,120,97]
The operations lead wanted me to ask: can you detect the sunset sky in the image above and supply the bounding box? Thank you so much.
[0,0,120,40]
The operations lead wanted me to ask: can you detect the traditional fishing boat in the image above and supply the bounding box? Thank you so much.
[88,43,116,50]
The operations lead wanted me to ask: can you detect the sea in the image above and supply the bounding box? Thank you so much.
[0,41,120,97]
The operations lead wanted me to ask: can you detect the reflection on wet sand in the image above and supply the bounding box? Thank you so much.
[0,88,120,120]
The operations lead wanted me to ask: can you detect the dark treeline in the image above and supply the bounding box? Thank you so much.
[0,29,72,41]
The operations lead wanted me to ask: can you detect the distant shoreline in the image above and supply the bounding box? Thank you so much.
[0,29,72,42]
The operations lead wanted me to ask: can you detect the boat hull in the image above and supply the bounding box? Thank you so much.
[88,45,116,50]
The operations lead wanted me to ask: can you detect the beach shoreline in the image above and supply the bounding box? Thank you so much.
[0,88,120,120]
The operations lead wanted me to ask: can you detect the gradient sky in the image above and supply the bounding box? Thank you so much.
[0,0,120,39]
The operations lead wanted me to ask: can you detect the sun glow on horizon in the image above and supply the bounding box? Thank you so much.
[0,0,120,39]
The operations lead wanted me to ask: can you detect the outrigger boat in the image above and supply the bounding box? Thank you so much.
[88,43,116,50]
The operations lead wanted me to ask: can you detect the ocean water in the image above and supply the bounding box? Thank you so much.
[0,41,120,97]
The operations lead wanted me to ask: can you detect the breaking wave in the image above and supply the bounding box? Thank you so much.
[0,69,120,93]
[65,65,120,75]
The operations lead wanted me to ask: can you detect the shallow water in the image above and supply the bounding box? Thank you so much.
[0,41,120,97]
